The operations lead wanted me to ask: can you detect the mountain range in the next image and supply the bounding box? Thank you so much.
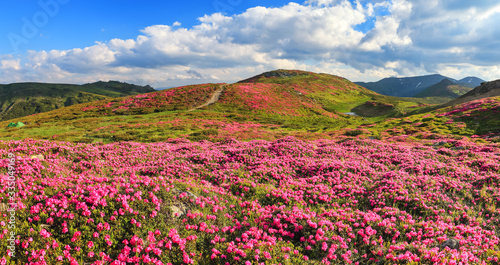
[355,74,485,97]
[0,81,155,121]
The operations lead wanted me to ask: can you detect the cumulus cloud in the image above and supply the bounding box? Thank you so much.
[28,43,116,73]
[1,0,500,86]
[1,59,21,70]
[392,0,500,74]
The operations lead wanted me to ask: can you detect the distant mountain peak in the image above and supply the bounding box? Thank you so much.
[355,74,449,97]
[458,76,485,85]
[356,74,484,97]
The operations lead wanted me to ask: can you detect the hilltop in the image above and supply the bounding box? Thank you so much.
[221,70,440,117]
[0,81,155,121]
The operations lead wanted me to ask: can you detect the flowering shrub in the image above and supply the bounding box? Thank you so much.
[218,83,336,117]
[1,137,500,264]
[437,98,500,119]
[80,84,222,115]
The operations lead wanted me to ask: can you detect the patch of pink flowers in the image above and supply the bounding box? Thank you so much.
[220,83,338,118]
[438,97,500,119]
[80,84,221,113]
[1,136,500,264]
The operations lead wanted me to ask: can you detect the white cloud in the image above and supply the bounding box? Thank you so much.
[28,43,116,73]
[1,0,500,87]
[0,59,21,70]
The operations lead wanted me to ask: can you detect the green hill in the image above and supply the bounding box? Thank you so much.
[415,79,472,98]
[0,81,155,121]
[345,80,500,140]
[224,70,444,117]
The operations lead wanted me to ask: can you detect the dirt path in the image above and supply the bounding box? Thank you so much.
[188,85,226,111]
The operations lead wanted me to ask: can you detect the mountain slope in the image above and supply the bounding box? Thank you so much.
[415,79,472,98]
[369,95,500,138]
[0,81,155,121]
[356,74,484,97]
[356,74,449,97]
[217,70,377,116]
[348,80,500,140]
[457,76,485,88]
[65,69,393,118]
[446,79,500,106]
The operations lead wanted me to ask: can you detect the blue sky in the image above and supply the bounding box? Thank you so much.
[0,0,294,54]
[1,0,499,88]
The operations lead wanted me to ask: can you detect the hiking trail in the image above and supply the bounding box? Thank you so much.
[188,85,226,111]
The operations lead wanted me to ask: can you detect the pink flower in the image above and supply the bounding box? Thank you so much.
[40,229,51,238]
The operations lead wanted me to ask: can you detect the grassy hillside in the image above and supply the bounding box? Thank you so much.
[0,83,242,143]
[346,96,500,142]
[0,81,155,121]
[229,70,443,117]
[0,70,496,145]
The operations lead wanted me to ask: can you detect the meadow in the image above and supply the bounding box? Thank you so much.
[1,136,500,264]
